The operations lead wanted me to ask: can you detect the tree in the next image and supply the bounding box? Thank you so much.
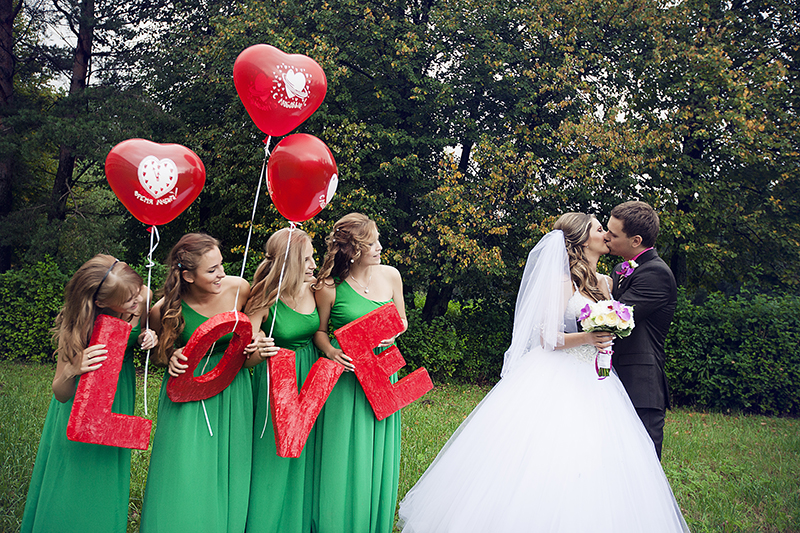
[47,0,94,223]
[0,0,23,271]
[617,0,800,291]
[139,0,669,315]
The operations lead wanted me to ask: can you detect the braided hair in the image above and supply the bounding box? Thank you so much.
[154,233,220,365]
[313,213,378,291]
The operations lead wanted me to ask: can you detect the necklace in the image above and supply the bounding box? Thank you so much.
[350,271,372,294]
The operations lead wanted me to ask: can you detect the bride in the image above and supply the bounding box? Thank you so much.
[397,213,690,533]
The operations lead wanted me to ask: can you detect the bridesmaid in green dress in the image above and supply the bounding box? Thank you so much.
[244,227,322,533]
[141,233,255,533]
[312,213,408,533]
[21,255,157,533]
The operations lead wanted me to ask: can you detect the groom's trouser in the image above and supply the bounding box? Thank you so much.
[636,407,665,461]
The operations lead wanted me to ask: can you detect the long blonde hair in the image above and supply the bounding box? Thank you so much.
[52,254,142,363]
[245,228,312,315]
[313,213,378,290]
[154,233,220,364]
[554,212,605,302]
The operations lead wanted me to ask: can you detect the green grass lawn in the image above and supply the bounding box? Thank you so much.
[2,360,799,532]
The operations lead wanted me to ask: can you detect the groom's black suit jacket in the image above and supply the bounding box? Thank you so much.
[611,249,677,411]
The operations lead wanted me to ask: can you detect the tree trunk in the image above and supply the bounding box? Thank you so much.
[458,140,473,174]
[0,158,11,272]
[422,281,453,321]
[670,196,690,287]
[0,0,22,271]
[48,0,94,222]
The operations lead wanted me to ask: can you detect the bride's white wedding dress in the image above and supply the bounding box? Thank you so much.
[397,291,690,533]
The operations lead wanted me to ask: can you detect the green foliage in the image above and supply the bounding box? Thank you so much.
[399,308,466,383]
[399,295,512,383]
[616,0,800,290]
[0,258,168,364]
[130,257,169,301]
[6,0,800,321]
[454,298,513,382]
[399,287,800,415]
[666,288,800,416]
[0,257,68,362]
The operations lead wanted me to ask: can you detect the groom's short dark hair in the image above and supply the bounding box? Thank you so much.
[610,201,659,248]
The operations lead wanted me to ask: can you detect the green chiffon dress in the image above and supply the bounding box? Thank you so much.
[21,321,140,533]
[312,281,402,533]
[141,302,253,533]
[246,299,321,533]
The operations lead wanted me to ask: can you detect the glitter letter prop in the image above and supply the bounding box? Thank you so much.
[334,303,433,420]
[67,315,152,450]
[269,350,344,457]
[167,311,252,402]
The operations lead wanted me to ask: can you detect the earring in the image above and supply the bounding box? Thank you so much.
[350,258,355,263]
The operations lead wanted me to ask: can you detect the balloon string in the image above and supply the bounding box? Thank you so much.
[233,141,271,312]
[201,400,214,437]
[199,341,216,437]
[260,222,297,439]
[267,223,296,339]
[229,140,272,387]
[143,225,160,416]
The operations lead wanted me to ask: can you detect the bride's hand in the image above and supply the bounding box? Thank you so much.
[586,331,614,349]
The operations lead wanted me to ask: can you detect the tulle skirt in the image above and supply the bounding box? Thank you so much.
[397,347,690,533]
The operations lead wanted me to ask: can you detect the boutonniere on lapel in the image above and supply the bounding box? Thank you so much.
[616,259,638,279]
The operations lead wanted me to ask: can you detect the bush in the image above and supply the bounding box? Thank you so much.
[0,257,167,364]
[399,297,513,383]
[0,258,68,362]
[5,259,800,416]
[455,298,513,382]
[666,288,800,416]
[398,308,466,383]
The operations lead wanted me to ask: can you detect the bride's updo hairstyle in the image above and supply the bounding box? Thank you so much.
[155,233,220,365]
[314,213,378,290]
[246,227,313,315]
[554,212,605,302]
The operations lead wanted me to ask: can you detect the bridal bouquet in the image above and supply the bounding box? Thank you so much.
[578,300,635,379]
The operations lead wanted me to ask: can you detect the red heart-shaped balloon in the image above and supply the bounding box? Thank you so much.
[234,44,327,137]
[267,134,338,222]
[105,139,206,226]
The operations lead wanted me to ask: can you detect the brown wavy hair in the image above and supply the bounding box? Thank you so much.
[245,228,312,315]
[154,233,220,364]
[313,213,378,290]
[554,212,605,302]
[52,254,142,363]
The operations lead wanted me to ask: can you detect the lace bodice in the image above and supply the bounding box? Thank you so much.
[563,291,598,364]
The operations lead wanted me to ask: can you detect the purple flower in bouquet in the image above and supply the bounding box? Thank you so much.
[611,300,632,322]
[578,299,635,378]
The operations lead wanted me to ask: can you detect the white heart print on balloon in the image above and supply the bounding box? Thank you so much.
[283,70,308,99]
[138,156,178,199]
[320,174,338,209]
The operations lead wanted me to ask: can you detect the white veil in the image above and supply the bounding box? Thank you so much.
[500,230,576,377]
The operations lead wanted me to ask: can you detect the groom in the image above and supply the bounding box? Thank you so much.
[605,201,677,460]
